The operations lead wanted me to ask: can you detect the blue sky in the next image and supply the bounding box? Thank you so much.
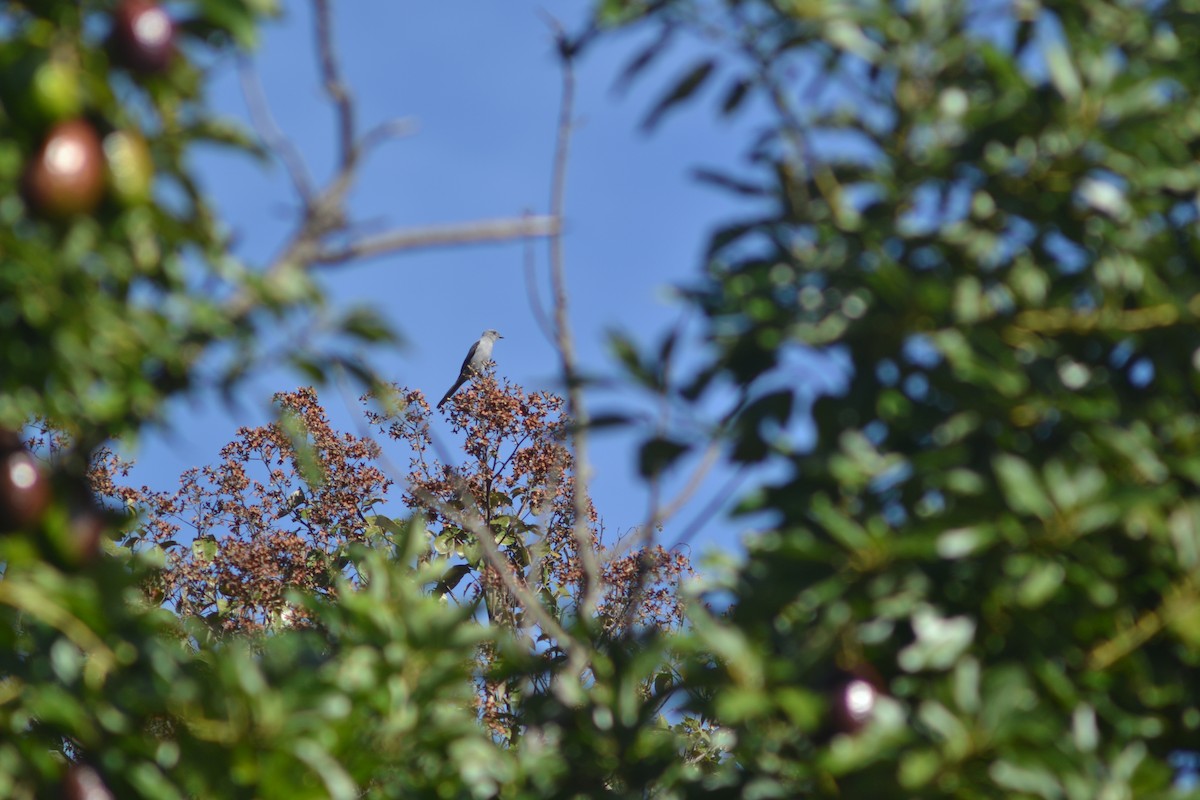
[129,1,801,559]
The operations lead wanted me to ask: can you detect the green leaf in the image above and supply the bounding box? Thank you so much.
[294,739,357,800]
[192,536,218,561]
[1016,560,1065,609]
[339,307,396,344]
[693,168,771,197]
[641,59,716,131]
[992,454,1055,519]
[720,77,751,117]
[809,493,871,552]
[587,413,635,430]
[613,25,673,94]
[194,0,265,49]
[1170,503,1200,569]
[936,525,995,559]
[638,436,689,478]
[179,118,266,157]
[434,563,472,597]
[989,760,1063,799]
[898,606,976,672]
[432,532,455,556]
[608,330,659,389]
[277,407,325,488]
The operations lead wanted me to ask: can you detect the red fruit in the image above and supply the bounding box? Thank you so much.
[61,765,115,800]
[0,443,50,532]
[108,0,174,74]
[22,119,105,219]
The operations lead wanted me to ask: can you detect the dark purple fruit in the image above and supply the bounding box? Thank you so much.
[829,665,886,735]
[0,441,50,532]
[108,0,174,74]
[61,765,115,800]
[62,506,106,566]
[22,119,105,219]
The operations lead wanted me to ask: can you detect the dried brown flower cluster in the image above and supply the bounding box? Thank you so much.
[91,378,692,713]
[371,374,691,637]
[363,374,694,739]
[91,387,390,633]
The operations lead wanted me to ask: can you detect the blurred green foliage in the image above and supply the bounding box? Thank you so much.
[0,1,276,449]
[598,0,1200,796]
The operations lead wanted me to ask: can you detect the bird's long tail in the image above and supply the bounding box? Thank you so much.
[437,378,466,409]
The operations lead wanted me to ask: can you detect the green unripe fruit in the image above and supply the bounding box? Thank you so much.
[1,50,83,130]
[26,55,82,123]
[103,129,154,206]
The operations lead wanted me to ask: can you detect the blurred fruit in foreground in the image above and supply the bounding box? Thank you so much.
[108,0,175,74]
[22,119,106,219]
[59,504,108,566]
[0,434,50,532]
[103,128,154,206]
[4,50,83,127]
[60,765,115,800]
[829,666,885,735]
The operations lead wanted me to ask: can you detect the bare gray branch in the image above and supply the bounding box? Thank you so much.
[316,216,561,263]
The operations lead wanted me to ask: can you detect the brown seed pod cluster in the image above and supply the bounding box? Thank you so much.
[92,381,695,742]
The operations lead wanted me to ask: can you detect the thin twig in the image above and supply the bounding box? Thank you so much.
[522,213,557,346]
[667,466,748,551]
[224,1,559,334]
[616,317,701,631]
[358,118,419,155]
[543,18,601,628]
[1088,577,1196,670]
[411,480,577,651]
[615,435,723,568]
[316,216,560,263]
[656,437,723,530]
[238,57,315,203]
[312,0,355,167]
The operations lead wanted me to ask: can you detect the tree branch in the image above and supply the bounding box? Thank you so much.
[410,483,577,653]
[315,216,560,263]
[523,216,557,346]
[312,0,355,168]
[238,56,315,204]
[544,19,602,627]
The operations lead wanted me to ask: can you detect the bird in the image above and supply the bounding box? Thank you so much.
[437,329,503,409]
[273,488,306,521]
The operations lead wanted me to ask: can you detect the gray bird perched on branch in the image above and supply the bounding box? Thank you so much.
[437,329,503,409]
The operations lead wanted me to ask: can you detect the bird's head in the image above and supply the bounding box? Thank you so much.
[482,329,503,340]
